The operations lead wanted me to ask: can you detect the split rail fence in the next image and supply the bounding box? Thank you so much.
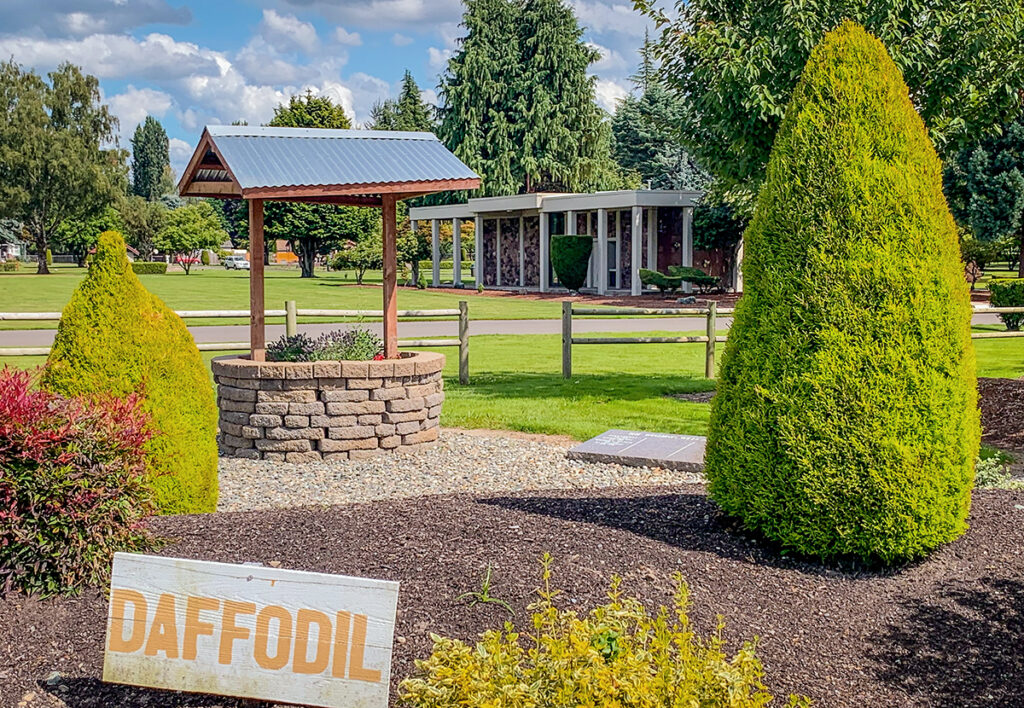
[561,302,1024,380]
[0,299,471,385]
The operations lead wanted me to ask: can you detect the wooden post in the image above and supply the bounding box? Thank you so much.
[562,300,572,379]
[285,300,297,337]
[382,194,399,359]
[458,300,469,385]
[248,199,265,361]
[705,301,717,379]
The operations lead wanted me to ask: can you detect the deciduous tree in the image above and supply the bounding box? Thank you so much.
[156,202,226,274]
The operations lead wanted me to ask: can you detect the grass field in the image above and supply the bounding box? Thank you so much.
[4,330,1022,440]
[0,264,560,329]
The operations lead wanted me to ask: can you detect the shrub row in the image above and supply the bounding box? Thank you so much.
[0,368,158,596]
[131,261,168,274]
[0,260,19,272]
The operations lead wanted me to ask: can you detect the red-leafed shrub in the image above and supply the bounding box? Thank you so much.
[0,367,158,596]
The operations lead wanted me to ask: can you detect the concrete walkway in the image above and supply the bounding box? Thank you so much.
[0,313,1004,348]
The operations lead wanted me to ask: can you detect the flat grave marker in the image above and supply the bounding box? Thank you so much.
[567,429,706,472]
[103,553,399,708]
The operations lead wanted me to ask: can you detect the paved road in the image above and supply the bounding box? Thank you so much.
[0,313,1004,348]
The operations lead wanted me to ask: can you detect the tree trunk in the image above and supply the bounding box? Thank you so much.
[1019,231,1024,278]
[298,238,316,278]
[411,259,419,286]
[35,229,49,275]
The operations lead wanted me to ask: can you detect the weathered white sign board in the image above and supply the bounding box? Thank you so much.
[103,553,399,708]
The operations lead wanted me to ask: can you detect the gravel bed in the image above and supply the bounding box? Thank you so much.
[217,429,703,511]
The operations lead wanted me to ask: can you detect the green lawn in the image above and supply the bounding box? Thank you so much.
[0,264,562,329]
[4,330,1023,441]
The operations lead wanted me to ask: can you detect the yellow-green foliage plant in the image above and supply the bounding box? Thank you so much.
[42,231,217,513]
[400,554,810,707]
[705,22,979,564]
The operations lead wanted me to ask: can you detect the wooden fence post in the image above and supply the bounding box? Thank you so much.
[705,301,717,379]
[285,300,297,337]
[562,300,572,379]
[458,300,469,385]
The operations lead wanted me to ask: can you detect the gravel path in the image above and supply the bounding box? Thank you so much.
[217,429,703,511]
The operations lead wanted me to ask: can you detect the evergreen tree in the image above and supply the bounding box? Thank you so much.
[944,118,1024,277]
[438,0,620,196]
[705,23,978,563]
[270,90,351,130]
[130,116,171,200]
[373,71,435,132]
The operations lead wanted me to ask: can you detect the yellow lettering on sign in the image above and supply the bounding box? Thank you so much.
[254,605,292,671]
[331,611,351,679]
[219,600,256,665]
[183,596,219,660]
[144,594,179,658]
[293,609,332,675]
[349,614,381,683]
[108,589,148,653]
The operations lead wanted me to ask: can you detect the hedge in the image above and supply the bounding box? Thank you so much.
[990,279,1024,330]
[0,260,19,272]
[704,23,978,564]
[42,231,218,514]
[130,261,168,275]
[551,235,593,293]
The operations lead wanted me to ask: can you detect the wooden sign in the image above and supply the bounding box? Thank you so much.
[103,553,399,708]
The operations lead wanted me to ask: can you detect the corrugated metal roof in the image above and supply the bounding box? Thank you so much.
[205,125,479,190]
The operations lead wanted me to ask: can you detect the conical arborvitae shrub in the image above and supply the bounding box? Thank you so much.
[42,231,218,513]
[705,22,979,564]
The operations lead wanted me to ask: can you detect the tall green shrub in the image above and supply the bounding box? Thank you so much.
[551,235,593,293]
[705,23,979,564]
[42,231,218,513]
[989,279,1024,330]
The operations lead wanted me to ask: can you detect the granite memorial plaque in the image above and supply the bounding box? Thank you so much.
[567,429,706,471]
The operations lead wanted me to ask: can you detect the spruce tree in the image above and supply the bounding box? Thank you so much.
[705,23,979,564]
[131,116,171,201]
[371,71,436,132]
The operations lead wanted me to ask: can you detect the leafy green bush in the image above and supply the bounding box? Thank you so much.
[639,267,682,293]
[200,249,211,266]
[42,231,218,514]
[669,265,720,293]
[990,279,1024,330]
[705,23,979,564]
[0,260,19,272]
[401,555,808,708]
[44,248,52,265]
[551,235,593,293]
[974,457,1018,489]
[0,367,157,596]
[130,261,167,274]
[267,326,383,362]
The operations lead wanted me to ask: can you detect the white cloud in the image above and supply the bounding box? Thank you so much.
[569,1,649,38]
[594,78,629,112]
[168,137,194,180]
[427,47,452,71]
[260,9,319,53]
[420,88,438,107]
[588,42,630,74]
[2,0,191,37]
[392,33,414,47]
[106,86,174,136]
[334,27,363,46]
[275,0,463,29]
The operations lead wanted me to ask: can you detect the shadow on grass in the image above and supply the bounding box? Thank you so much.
[868,577,1024,707]
[479,493,902,579]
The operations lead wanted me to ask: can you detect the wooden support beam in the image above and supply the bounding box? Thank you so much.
[248,199,266,361]
[382,194,399,359]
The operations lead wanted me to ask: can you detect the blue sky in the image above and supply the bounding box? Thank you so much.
[0,0,654,176]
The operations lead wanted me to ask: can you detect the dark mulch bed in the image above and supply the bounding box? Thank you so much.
[979,377,1024,453]
[3,486,1024,707]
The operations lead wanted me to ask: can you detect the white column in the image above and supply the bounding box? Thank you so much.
[539,213,550,292]
[495,218,502,287]
[646,207,657,271]
[566,210,576,235]
[597,208,608,295]
[631,206,643,295]
[431,219,441,287]
[518,215,525,287]
[682,206,694,294]
[474,215,483,288]
[585,212,593,289]
[452,218,462,286]
[734,239,744,293]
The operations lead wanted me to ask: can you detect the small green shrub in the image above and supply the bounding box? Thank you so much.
[44,248,52,265]
[267,326,383,362]
[200,249,211,266]
[975,457,1013,488]
[0,367,157,596]
[42,231,218,514]
[640,267,683,293]
[130,261,168,275]
[669,265,720,293]
[0,260,19,272]
[990,279,1024,330]
[551,235,593,293]
[705,23,978,563]
[401,555,809,708]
